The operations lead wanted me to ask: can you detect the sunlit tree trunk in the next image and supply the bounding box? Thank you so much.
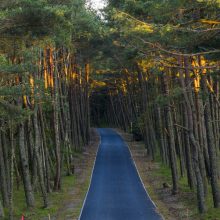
[179,56,206,213]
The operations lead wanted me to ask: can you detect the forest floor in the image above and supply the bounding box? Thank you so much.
[10,128,100,220]
[116,129,220,220]
[51,128,100,220]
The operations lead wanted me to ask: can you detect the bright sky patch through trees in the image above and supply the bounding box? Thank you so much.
[88,0,106,11]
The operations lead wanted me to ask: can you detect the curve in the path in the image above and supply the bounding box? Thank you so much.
[79,128,163,220]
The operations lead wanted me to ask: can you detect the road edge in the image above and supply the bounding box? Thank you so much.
[115,129,165,220]
[78,129,102,220]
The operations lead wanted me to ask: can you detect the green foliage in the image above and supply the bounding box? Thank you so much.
[155,94,170,107]
[1,1,58,36]
[0,0,105,127]
[0,54,7,64]
[104,0,220,59]
[131,120,142,140]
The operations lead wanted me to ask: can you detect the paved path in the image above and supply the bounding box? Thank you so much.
[79,128,163,220]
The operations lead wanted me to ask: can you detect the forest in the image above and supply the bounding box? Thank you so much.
[0,0,220,219]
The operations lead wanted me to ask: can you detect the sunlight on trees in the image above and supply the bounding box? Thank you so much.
[0,0,220,219]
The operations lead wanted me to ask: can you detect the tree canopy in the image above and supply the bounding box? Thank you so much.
[0,0,220,219]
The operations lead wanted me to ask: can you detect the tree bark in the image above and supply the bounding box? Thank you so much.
[201,70,220,208]
[19,122,35,208]
[162,72,179,194]
[0,199,4,218]
[53,53,61,191]
[0,134,9,207]
[179,56,206,213]
[33,109,48,207]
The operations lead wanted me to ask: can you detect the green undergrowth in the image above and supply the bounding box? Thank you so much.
[3,175,76,220]
[56,171,91,220]
[152,154,220,220]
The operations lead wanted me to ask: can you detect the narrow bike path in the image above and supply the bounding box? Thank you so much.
[79,128,163,220]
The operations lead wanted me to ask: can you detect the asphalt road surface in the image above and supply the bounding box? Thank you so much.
[79,128,163,220]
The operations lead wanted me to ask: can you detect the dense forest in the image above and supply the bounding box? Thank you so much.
[0,0,220,219]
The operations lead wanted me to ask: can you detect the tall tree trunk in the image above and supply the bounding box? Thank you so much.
[162,72,179,194]
[39,105,51,193]
[33,108,48,207]
[183,104,196,189]
[173,106,185,177]
[19,122,35,208]
[53,54,61,191]
[1,132,10,198]
[157,107,167,164]
[201,70,220,208]
[9,126,14,220]
[0,199,4,218]
[179,56,206,213]
[0,134,9,207]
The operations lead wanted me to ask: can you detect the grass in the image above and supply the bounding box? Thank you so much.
[3,175,76,220]
[200,189,220,220]
[148,154,220,219]
[4,171,92,220]
[56,174,92,220]
[71,177,91,219]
